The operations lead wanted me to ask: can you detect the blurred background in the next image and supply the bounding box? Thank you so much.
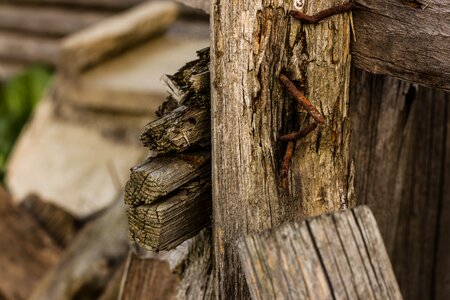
[0,1,208,299]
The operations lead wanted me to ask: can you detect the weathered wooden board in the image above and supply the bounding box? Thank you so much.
[0,4,110,36]
[238,206,403,300]
[0,31,60,65]
[60,1,179,75]
[352,0,450,91]
[30,198,129,300]
[127,177,211,251]
[350,68,450,299]
[0,187,61,300]
[118,251,180,300]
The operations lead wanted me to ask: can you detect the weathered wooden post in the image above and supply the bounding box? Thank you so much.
[211,0,353,297]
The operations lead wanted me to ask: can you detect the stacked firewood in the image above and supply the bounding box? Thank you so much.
[125,47,212,251]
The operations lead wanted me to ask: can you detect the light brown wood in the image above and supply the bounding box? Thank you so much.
[30,198,129,300]
[118,251,180,300]
[0,187,61,300]
[2,0,142,9]
[352,0,450,91]
[0,4,110,37]
[238,206,403,300]
[60,1,179,75]
[0,31,60,65]
[128,177,211,251]
[211,0,352,297]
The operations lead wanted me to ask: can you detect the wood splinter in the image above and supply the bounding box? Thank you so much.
[291,2,354,24]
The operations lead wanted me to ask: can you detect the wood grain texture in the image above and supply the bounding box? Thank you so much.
[352,0,450,91]
[60,1,178,75]
[211,0,352,297]
[118,251,180,300]
[30,198,129,300]
[0,187,61,300]
[127,177,211,251]
[350,68,450,299]
[238,206,403,300]
[0,31,60,65]
[0,4,110,37]
[125,152,210,206]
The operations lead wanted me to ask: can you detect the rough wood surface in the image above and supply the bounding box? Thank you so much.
[128,177,211,251]
[60,1,178,75]
[238,206,403,300]
[0,31,59,65]
[211,0,352,297]
[0,4,110,37]
[30,198,129,300]
[118,251,180,300]
[352,0,450,91]
[0,187,61,300]
[19,194,78,247]
[350,68,450,299]
[125,152,210,206]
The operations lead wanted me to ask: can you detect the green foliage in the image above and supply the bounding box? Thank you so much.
[0,66,52,183]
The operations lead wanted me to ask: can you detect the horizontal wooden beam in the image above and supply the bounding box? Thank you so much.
[238,206,403,300]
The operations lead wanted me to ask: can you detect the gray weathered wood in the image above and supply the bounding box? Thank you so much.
[0,187,61,300]
[125,152,210,206]
[352,0,450,91]
[349,68,450,300]
[30,197,129,300]
[127,177,211,251]
[211,0,352,297]
[118,251,180,300]
[60,1,178,75]
[0,31,59,65]
[238,206,403,300]
[0,4,110,37]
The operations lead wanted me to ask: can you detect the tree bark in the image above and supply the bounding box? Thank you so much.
[211,0,352,297]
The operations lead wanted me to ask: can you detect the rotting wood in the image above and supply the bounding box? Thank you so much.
[352,0,450,91]
[238,206,403,300]
[30,197,129,300]
[124,152,210,207]
[127,176,211,251]
[0,4,110,37]
[211,0,352,297]
[118,251,180,300]
[0,31,60,65]
[19,194,78,247]
[60,1,179,75]
[0,187,61,300]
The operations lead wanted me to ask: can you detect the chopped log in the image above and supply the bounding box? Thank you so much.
[30,197,129,300]
[118,251,180,300]
[0,31,60,65]
[0,4,110,37]
[127,176,211,251]
[124,152,210,206]
[2,0,142,9]
[60,1,179,75]
[352,0,450,91]
[0,187,61,300]
[19,194,78,247]
[238,206,403,300]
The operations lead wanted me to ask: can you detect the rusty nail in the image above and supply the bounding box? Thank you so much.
[280,141,295,179]
[279,123,318,142]
[290,2,354,24]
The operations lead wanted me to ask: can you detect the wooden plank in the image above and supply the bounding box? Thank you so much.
[211,0,353,297]
[60,1,179,75]
[30,198,129,300]
[118,251,180,300]
[127,177,211,251]
[238,206,403,300]
[0,187,61,300]
[124,152,210,206]
[0,31,60,65]
[0,4,110,37]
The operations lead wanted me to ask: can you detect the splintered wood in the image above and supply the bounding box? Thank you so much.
[238,206,403,300]
[125,48,211,251]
